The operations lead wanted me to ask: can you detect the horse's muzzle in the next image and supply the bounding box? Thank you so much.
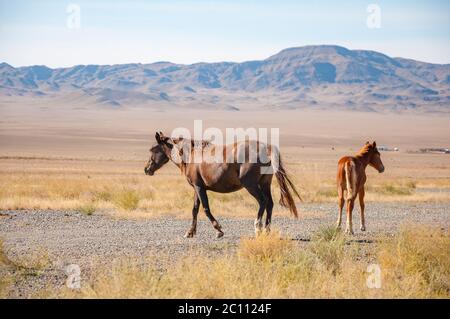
[144,167,154,176]
[378,166,385,173]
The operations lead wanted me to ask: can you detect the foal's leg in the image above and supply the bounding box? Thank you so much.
[261,182,273,233]
[359,188,366,231]
[345,197,355,235]
[195,186,224,238]
[243,184,267,236]
[184,191,200,238]
[336,187,344,229]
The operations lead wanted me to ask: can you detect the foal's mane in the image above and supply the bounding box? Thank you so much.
[355,143,373,158]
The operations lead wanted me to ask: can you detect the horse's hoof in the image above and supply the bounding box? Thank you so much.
[184,232,194,238]
[360,226,366,232]
[345,229,354,235]
[216,232,224,239]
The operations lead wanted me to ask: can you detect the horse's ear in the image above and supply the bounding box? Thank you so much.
[155,132,161,143]
[366,141,370,145]
[372,141,377,148]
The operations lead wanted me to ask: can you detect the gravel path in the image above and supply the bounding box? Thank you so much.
[0,202,448,297]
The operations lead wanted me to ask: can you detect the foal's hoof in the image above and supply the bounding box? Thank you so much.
[360,226,366,232]
[216,232,224,239]
[345,229,354,235]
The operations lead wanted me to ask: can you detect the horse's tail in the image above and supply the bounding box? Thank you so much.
[344,161,357,200]
[273,152,301,218]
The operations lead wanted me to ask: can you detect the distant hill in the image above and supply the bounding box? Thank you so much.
[1,45,449,112]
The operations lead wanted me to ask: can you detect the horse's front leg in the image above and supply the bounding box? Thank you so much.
[336,187,344,229]
[195,185,224,238]
[184,191,200,238]
[359,188,366,231]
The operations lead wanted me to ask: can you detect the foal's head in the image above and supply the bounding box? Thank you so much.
[359,141,385,173]
[144,132,172,176]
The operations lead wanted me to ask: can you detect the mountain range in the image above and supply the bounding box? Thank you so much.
[1,45,449,112]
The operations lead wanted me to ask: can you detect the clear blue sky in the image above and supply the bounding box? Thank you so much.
[0,0,449,67]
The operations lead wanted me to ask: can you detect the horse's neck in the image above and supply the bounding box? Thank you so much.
[355,152,371,168]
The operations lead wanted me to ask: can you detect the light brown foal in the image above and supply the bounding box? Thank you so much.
[336,141,385,234]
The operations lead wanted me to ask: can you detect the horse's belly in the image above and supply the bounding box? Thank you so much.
[201,164,242,193]
[206,183,243,193]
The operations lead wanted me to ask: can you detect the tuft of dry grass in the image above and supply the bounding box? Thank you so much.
[113,189,140,211]
[374,181,417,196]
[0,239,52,297]
[309,225,346,274]
[77,201,96,215]
[238,231,294,261]
[56,224,449,299]
[377,224,450,297]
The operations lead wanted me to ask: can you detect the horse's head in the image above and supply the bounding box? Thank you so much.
[144,132,172,176]
[367,141,385,173]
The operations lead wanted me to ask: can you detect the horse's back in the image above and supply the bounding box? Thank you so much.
[193,140,272,192]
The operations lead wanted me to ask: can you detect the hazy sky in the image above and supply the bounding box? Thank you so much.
[1,0,449,67]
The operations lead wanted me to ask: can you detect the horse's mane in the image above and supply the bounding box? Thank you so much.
[173,138,211,149]
[173,139,211,175]
[191,139,211,148]
[355,144,373,158]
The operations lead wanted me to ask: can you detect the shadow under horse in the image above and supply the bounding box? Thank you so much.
[145,132,301,238]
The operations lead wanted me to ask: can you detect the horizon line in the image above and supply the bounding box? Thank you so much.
[2,44,450,69]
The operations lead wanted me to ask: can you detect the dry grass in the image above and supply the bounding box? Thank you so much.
[77,201,96,215]
[112,189,141,211]
[0,239,52,297]
[55,225,449,299]
[238,230,294,261]
[0,148,449,218]
[377,224,450,297]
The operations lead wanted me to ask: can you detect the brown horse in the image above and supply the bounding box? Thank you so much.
[145,132,301,238]
[336,141,385,234]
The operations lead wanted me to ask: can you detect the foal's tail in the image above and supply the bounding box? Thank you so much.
[273,153,301,218]
[344,161,357,200]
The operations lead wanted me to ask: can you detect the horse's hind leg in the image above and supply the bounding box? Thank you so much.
[185,191,200,238]
[260,181,273,233]
[243,183,267,236]
[345,197,355,235]
[359,188,366,231]
[195,186,224,238]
